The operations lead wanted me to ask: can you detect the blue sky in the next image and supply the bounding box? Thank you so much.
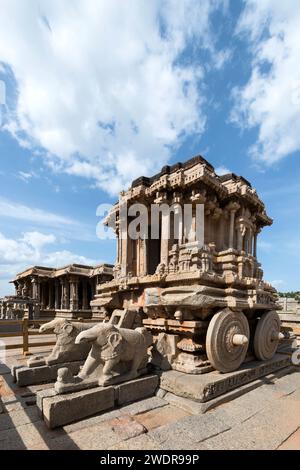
[0,0,299,295]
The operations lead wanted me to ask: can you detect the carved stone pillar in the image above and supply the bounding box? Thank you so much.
[70,278,79,311]
[82,280,89,310]
[120,232,128,277]
[248,228,253,255]
[40,283,46,309]
[187,206,197,243]
[60,278,67,310]
[253,228,261,258]
[48,282,53,309]
[22,280,30,297]
[31,277,39,300]
[227,202,240,249]
[13,281,18,296]
[237,223,246,252]
[142,237,148,276]
[91,279,95,300]
[16,280,23,297]
[218,211,227,251]
[54,280,60,309]
[65,280,70,310]
[160,211,170,266]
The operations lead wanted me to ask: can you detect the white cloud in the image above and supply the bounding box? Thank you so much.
[215,165,231,176]
[0,197,75,227]
[0,230,98,295]
[0,0,228,195]
[17,170,39,182]
[271,280,285,290]
[231,0,300,164]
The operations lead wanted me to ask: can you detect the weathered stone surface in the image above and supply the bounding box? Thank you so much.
[164,367,297,414]
[116,374,159,405]
[63,408,122,433]
[278,428,300,450]
[4,401,25,413]
[0,364,11,376]
[159,354,291,402]
[134,405,190,431]
[0,407,40,431]
[1,352,300,449]
[15,360,82,387]
[205,397,300,450]
[149,413,230,448]
[70,427,121,450]
[108,415,146,440]
[163,392,206,415]
[42,386,115,428]
[156,388,167,398]
[11,364,24,381]
[36,388,57,415]
[120,396,167,415]
[109,433,161,450]
[38,374,159,428]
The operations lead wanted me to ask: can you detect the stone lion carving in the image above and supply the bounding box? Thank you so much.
[28,318,94,367]
[55,323,153,393]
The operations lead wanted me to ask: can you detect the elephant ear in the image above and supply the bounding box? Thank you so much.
[108,331,123,353]
[62,322,74,335]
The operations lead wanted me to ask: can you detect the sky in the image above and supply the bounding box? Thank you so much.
[0,0,299,295]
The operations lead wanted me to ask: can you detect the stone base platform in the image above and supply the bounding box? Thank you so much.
[158,353,292,404]
[37,374,159,428]
[12,361,83,387]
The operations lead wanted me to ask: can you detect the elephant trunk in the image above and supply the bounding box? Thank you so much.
[75,328,98,344]
[39,318,65,334]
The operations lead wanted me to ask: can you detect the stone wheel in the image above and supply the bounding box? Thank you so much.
[206,308,250,373]
[254,311,281,361]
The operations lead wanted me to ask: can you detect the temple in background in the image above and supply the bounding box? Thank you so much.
[7,263,113,320]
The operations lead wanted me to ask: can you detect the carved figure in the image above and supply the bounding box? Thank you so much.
[28,318,94,367]
[55,323,153,393]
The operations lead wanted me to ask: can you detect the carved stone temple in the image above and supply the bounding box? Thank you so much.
[91,155,282,374]
[10,263,113,320]
[9,154,290,429]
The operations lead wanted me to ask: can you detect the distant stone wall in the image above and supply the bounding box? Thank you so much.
[278,297,300,314]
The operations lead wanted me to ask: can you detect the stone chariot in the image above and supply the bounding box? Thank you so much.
[91,155,283,374]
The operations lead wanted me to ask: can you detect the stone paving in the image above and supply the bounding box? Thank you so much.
[0,349,300,450]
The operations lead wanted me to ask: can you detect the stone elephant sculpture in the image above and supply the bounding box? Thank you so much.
[55,323,153,392]
[28,318,95,367]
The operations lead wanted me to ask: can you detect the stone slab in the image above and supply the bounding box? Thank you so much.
[149,413,230,448]
[120,396,167,416]
[11,364,24,381]
[134,404,190,431]
[14,361,83,387]
[41,386,115,429]
[36,388,57,416]
[38,374,159,428]
[116,375,159,405]
[159,354,291,403]
[163,366,297,414]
